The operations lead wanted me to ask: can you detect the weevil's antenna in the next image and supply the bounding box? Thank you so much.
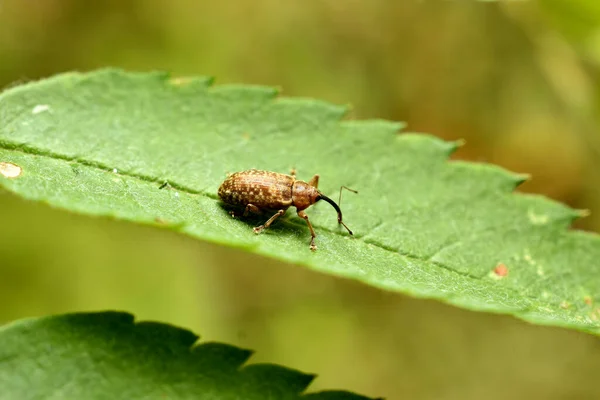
[318,194,353,235]
[338,186,358,207]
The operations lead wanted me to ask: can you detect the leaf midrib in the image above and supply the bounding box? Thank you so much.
[0,139,543,302]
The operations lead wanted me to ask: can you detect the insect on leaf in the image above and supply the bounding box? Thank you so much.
[0,69,599,334]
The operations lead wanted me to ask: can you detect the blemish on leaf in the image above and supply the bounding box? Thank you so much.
[536,265,545,276]
[527,209,549,225]
[242,132,251,140]
[584,296,593,306]
[32,104,50,114]
[154,217,168,225]
[0,162,22,178]
[169,77,193,86]
[523,251,536,266]
[112,168,118,174]
[175,192,180,198]
[560,301,570,310]
[492,263,509,278]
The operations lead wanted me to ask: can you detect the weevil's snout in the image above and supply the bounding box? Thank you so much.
[318,193,353,236]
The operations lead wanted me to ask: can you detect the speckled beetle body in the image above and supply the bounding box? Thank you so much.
[218,169,354,251]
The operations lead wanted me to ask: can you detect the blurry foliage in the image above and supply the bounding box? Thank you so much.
[1,0,599,226]
[1,1,600,399]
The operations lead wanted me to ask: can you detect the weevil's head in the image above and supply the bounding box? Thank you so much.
[292,181,353,236]
[291,180,321,211]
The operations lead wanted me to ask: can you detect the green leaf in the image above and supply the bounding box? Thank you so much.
[0,69,599,334]
[0,311,376,399]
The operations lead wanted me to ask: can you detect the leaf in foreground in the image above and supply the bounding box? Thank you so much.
[0,312,376,400]
[0,70,599,334]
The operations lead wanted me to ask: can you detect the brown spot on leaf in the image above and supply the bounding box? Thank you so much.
[584,296,593,306]
[493,263,509,277]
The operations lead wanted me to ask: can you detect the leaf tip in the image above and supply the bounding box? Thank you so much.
[342,102,354,115]
[192,341,254,369]
[241,363,316,394]
[510,172,531,188]
[304,390,384,400]
[271,85,283,95]
[446,138,466,155]
[577,208,591,218]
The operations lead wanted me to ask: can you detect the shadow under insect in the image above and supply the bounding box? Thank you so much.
[218,203,298,233]
[218,202,328,249]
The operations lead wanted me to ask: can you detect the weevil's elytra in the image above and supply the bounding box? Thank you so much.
[218,169,355,251]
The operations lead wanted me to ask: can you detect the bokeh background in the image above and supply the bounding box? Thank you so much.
[2,1,600,399]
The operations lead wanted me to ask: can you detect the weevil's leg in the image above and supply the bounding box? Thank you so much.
[290,168,297,177]
[243,204,263,217]
[230,204,262,218]
[254,209,286,234]
[338,185,358,206]
[297,210,317,251]
[308,174,319,189]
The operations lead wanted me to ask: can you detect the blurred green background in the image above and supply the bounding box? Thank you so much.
[2,1,600,399]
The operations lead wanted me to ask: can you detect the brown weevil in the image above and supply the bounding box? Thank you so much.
[218,169,355,251]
